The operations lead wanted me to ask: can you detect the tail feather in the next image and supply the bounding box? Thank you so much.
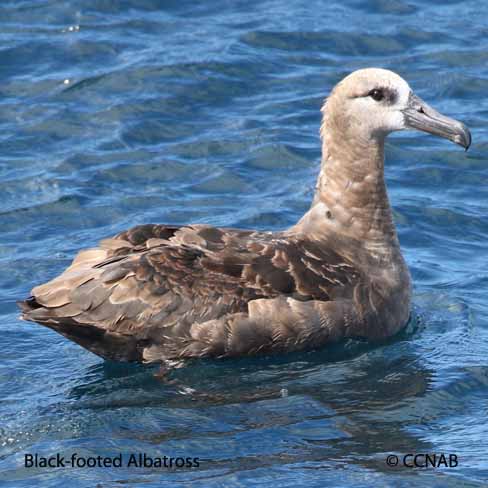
[17,296,42,313]
[18,297,144,362]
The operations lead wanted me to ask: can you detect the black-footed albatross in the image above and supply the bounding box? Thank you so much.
[18,68,471,363]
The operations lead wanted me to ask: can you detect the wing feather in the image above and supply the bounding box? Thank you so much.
[19,223,364,361]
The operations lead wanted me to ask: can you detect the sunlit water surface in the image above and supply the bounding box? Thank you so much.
[1,0,488,486]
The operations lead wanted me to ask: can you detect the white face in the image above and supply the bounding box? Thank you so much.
[347,76,411,135]
[325,68,413,140]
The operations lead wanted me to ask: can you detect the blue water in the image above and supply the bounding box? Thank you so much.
[1,0,487,486]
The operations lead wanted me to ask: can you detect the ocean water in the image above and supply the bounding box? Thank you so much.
[0,0,487,486]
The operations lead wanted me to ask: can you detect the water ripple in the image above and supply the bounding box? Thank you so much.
[1,0,488,487]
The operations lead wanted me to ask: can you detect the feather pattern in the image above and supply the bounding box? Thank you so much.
[18,223,409,361]
[21,68,465,363]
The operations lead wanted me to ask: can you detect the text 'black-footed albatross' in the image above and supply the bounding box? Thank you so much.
[18,68,471,363]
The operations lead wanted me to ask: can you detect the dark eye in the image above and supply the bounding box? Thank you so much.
[368,89,384,102]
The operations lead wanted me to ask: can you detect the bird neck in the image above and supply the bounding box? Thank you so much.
[296,130,400,258]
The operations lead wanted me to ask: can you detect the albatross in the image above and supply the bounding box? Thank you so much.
[18,68,471,362]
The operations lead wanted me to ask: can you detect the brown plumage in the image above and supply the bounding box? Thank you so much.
[18,68,471,362]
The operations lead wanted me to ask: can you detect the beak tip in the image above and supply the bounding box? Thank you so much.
[465,133,472,152]
[457,125,472,151]
[450,121,471,150]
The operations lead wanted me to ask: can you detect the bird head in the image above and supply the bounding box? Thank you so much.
[322,68,471,150]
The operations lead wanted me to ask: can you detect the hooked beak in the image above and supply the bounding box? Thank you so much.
[402,93,471,150]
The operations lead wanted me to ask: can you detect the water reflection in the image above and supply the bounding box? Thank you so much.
[54,317,438,477]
